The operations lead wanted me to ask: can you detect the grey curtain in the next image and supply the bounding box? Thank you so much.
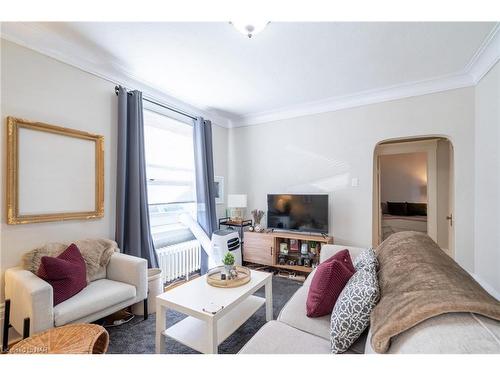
[116,86,158,268]
[193,117,217,274]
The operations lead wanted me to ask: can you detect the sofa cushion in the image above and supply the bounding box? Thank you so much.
[280,285,331,340]
[37,244,87,306]
[330,268,380,353]
[239,321,331,354]
[365,313,500,354]
[349,329,369,354]
[54,279,136,326]
[306,258,354,317]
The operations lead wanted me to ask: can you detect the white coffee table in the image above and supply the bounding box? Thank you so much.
[155,269,273,354]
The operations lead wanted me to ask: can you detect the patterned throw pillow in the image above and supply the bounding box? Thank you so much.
[330,268,380,353]
[353,247,378,272]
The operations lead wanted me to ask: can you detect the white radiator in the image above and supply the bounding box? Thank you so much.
[156,240,201,283]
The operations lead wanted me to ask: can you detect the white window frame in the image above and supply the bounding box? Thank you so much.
[143,100,197,247]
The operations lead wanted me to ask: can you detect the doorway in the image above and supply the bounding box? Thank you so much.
[372,138,454,257]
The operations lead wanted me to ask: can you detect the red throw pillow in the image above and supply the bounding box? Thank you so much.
[306,259,355,317]
[323,249,355,273]
[37,243,87,306]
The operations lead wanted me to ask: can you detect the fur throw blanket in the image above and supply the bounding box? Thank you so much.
[22,239,118,282]
[370,231,500,353]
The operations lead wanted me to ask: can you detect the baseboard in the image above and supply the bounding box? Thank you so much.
[472,274,500,301]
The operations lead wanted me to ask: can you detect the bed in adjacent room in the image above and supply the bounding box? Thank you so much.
[381,202,428,240]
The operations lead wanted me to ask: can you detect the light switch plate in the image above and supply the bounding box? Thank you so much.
[351,177,359,187]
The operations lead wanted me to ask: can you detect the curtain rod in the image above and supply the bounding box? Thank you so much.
[115,86,197,121]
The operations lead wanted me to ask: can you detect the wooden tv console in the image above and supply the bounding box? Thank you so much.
[243,230,334,274]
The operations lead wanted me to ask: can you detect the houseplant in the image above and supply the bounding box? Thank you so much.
[223,252,235,276]
[310,240,317,255]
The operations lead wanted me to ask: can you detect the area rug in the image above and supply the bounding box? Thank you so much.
[106,275,302,354]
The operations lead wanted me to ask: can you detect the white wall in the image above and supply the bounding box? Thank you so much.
[380,152,427,203]
[474,60,500,295]
[0,39,118,301]
[0,40,230,303]
[228,87,476,274]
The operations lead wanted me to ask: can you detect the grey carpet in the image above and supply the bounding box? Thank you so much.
[106,275,302,354]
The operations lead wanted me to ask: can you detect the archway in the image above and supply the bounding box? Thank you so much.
[372,136,454,257]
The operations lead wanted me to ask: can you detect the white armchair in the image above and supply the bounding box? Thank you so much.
[4,252,147,338]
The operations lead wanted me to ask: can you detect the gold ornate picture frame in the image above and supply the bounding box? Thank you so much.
[6,117,104,224]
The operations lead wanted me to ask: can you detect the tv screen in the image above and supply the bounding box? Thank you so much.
[267,194,329,233]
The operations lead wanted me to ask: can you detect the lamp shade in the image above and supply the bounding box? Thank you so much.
[227,194,247,208]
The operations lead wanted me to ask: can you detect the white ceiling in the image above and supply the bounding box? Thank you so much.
[1,22,499,127]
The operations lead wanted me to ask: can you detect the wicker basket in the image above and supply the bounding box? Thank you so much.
[9,323,109,354]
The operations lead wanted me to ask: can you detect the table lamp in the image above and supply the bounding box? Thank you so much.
[227,194,247,221]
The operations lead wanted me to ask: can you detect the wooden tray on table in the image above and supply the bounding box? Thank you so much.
[206,266,251,288]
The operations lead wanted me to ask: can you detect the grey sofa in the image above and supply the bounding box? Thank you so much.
[240,245,500,354]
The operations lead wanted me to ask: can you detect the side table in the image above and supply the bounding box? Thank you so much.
[218,217,253,244]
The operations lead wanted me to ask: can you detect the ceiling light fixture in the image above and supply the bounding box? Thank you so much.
[230,21,269,38]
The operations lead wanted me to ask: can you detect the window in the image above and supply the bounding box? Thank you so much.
[143,108,196,248]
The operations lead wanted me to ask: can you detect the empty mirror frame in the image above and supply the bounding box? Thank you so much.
[7,117,104,224]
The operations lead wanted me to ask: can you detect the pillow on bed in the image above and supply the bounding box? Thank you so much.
[387,201,407,216]
[407,202,427,216]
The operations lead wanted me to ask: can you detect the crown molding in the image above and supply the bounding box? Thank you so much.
[233,22,500,128]
[465,23,500,84]
[0,23,235,128]
[233,73,475,126]
[1,22,498,129]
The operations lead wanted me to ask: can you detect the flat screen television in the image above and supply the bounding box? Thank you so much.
[267,194,329,233]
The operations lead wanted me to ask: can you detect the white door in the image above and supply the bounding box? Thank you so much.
[376,155,382,245]
[447,141,455,257]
